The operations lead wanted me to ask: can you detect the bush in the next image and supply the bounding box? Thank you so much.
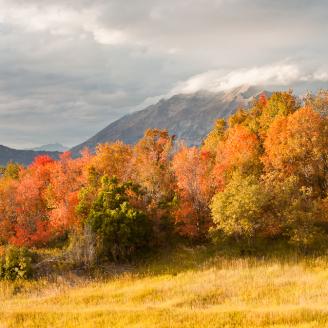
[82,176,152,262]
[0,246,33,280]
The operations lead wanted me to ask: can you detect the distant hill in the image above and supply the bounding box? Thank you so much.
[71,85,267,156]
[0,145,61,166]
[29,143,68,152]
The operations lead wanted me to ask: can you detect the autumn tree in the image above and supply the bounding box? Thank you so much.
[202,118,226,154]
[10,156,55,246]
[210,172,269,240]
[172,145,215,239]
[263,107,328,197]
[228,91,299,138]
[46,151,91,233]
[0,177,18,243]
[214,124,261,189]
[131,129,176,239]
[3,162,21,180]
[304,89,328,117]
[90,141,133,182]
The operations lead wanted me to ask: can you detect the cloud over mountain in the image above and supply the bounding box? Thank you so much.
[0,0,328,148]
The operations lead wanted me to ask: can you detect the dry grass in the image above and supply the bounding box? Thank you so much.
[1,246,328,327]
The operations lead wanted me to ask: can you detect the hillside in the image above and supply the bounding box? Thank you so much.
[1,246,328,328]
[0,145,61,166]
[71,85,266,155]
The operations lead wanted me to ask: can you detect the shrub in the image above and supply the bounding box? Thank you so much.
[81,176,152,262]
[0,246,33,280]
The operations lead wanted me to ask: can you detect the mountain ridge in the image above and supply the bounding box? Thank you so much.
[0,144,61,166]
[71,85,267,155]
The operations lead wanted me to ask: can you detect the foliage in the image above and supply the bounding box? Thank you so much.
[131,129,176,241]
[214,124,262,188]
[202,118,226,153]
[81,176,152,262]
[263,107,328,197]
[0,246,33,280]
[3,162,21,179]
[304,89,328,117]
[210,172,269,239]
[1,91,328,255]
[172,145,215,239]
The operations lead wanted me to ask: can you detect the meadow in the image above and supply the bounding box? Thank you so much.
[1,246,328,328]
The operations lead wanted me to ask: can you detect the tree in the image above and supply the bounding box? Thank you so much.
[90,141,133,182]
[262,174,327,247]
[3,162,21,180]
[304,89,328,117]
[202,118,226,154]
[0,178,18,243]
[82,176,151,262]
[172,145,215,239]
[10,156,55,246]
[214,124,261,188]
[46,151,91,233]
[263,107,328,197]
[257,90,299,135]
[210,172,269,240]
[131,129,176,240]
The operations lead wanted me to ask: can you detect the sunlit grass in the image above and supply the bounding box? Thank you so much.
[1,246,328,327]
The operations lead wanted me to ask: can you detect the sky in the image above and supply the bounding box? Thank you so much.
[0,0,328,148]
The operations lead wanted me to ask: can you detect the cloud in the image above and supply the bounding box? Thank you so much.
[0,0,328,148]
[171,64,328,94]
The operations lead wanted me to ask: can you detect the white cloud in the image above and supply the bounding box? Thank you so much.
[171,64,328,94]
[0,1,130,46]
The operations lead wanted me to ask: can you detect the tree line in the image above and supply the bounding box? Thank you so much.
[1,90,328,263]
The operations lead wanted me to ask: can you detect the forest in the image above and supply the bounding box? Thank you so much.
[1,90,328,279]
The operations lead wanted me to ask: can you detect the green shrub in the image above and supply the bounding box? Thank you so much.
[0,246,33,280]
[80,176,152,262]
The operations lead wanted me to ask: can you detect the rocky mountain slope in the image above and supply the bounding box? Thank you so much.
[71,85,265,155]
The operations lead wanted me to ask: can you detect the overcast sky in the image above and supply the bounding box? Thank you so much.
[0,0,328,148]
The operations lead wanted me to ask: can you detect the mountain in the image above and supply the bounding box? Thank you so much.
[71,85,266,155]
[0,145,61,166]
[29,143,68,152]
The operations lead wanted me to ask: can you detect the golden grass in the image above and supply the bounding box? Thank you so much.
[1,247,328,327]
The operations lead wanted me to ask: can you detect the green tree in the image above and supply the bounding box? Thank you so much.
[80,176,152,262]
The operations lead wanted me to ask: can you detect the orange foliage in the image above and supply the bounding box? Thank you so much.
[91,141,132,181]
[214,125,261,188]
[263,107,328,195]
[10,156,55,246]
[46,151,90,232]
[172,146,215,238]
[1,91,328,247]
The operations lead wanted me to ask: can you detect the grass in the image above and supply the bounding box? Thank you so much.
[2,245,328,327]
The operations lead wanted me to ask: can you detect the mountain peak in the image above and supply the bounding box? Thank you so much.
[71,86,263,156]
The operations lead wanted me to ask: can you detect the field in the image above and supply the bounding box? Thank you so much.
[1,246,328,328]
